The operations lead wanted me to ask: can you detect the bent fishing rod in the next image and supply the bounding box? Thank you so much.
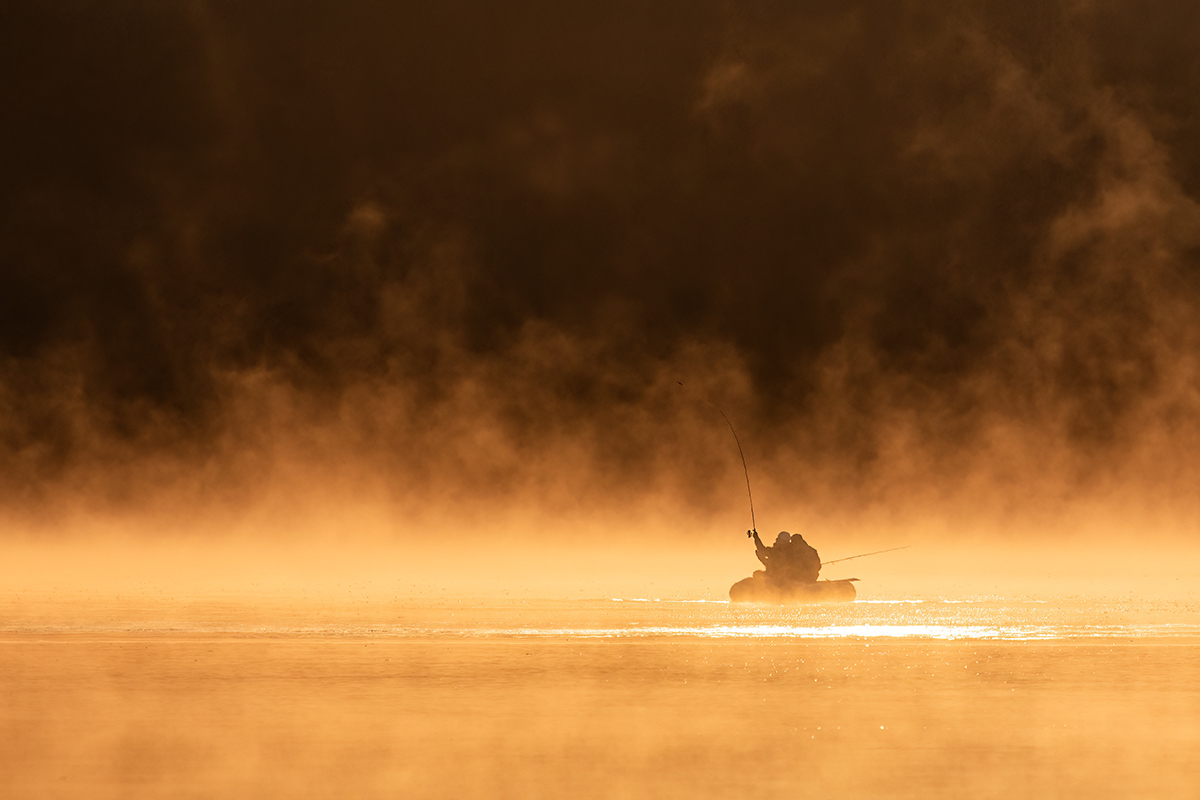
[677,382,756,535]
[678,383,908,563]
[821,545,910,566]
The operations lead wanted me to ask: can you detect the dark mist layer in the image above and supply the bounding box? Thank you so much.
[4,2,1200,528]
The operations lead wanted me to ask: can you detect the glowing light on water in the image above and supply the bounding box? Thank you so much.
[709,624,1020,639]
[446,621,1200,640]
[853,599,926,605]
[610,598,727,603]
[8,596,1200,643]
[459,624,1053,640]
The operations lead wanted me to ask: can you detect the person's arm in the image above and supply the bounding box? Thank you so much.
[751,531,770,566]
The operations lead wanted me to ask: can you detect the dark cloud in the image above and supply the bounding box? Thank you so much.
[3,1,1200,528]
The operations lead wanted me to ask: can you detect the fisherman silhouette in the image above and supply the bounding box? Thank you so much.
[730,529,852,602]
[784,532,821,583]
[750,530,820,586]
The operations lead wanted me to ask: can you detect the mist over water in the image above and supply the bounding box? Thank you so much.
[5,2,1200,798]
[4,540,1198,798]
[4,1,1200,535]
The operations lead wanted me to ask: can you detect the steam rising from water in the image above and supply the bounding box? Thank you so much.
[5,2,1200,547]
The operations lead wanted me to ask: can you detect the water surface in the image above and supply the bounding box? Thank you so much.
[3,592,1198,798]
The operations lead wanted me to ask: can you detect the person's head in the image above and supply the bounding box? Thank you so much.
[775,532,791,546]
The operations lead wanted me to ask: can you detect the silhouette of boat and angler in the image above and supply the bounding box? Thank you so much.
[729,530,859,603]
[675,384,901,603]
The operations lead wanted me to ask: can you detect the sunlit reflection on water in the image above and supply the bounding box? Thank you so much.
[379,595,1200,642]
[462,624,1048,639]
[439,620,1200,641]
[6,594,1200,642]
[4,590,1200,799]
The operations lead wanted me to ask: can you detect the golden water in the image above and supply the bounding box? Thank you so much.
[3,594,1199,798]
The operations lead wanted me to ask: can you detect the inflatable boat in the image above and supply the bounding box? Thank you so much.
[729,575,858,603]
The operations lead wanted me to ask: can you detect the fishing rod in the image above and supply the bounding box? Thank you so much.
[677,382,756,534]
[821,545,910,566]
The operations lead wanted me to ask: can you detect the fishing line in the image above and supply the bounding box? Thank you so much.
[677,382,756,534]
[820,545,910,566]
